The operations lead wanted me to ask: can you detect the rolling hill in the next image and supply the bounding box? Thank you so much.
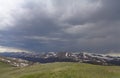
[0,62,120,78]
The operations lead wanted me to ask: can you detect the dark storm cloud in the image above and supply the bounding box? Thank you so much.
[0,0,120,53]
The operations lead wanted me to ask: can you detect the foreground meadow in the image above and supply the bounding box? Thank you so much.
[0,62,120,78]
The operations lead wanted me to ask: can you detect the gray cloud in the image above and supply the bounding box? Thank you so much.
[0,0,120,53]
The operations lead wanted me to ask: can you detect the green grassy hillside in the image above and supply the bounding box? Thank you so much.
[0,62,120,78]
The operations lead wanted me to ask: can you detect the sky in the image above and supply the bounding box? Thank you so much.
[0,0,120,53]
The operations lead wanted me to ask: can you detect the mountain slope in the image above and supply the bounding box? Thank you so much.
[0,62,120,78]
[0,62,16,78]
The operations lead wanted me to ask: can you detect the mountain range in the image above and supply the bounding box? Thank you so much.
[0,52,120,66]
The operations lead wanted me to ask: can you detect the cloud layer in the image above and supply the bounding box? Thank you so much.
[0,0,120,53]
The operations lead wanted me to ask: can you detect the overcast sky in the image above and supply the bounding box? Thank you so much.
[0,0,120,53]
